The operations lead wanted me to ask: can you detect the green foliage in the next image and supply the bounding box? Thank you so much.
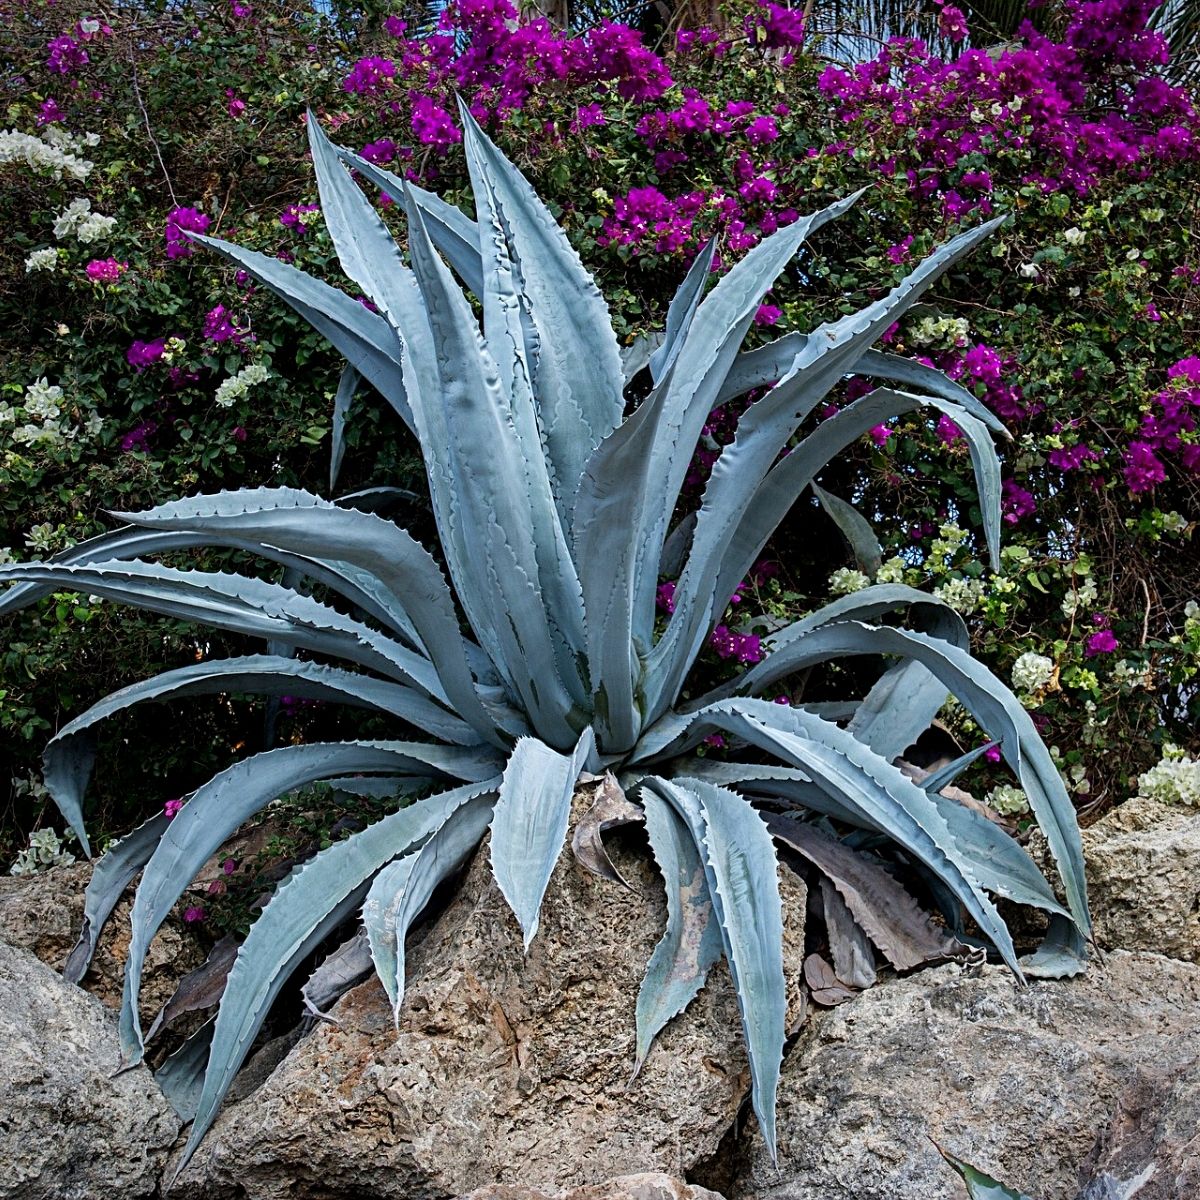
[1,112,1089,1169]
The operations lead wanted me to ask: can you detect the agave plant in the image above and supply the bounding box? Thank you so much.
[0,102,1090,1170]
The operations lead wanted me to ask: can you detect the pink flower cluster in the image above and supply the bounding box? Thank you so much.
[1123,356,1200,491]
[165,206,211,260]
[85,257,127,283]
[817,0,1197,203]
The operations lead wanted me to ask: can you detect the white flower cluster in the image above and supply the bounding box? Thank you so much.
[928,522,969,573]
[1011,651,1054,697]
[1112,658,1154,690]
[24,247,59,273]
[1136,746,1200,807]
[9,827,76,876]
[932,576,985,614]
[909,314,971,350]
[828,566,870,596]
[53,197,116,244]
[214,362,270,408]
[0,126,98,181]
[987,783,1031,816]
[1061,573,1098,618]
[1,377,102,450]
[875,556,910,585]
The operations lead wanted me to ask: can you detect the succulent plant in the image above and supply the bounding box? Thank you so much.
[0,103,1090,1171]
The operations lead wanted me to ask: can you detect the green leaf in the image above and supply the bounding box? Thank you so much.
[813,483,884,578]
[177,780,498,1175]
[489,728,595,950]
[329,363,360,492]
[634,787,724,1071]
[646,776,787,1161]
[362,791,495,1022]
[63,810,171,978]
[937,1146,1037,1200]
[120,740,500,1062]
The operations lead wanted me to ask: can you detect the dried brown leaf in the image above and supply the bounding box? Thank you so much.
[819,877,877,990]
[570,772,644,889]
[766,814,968,972]
[803,952,858,1006]
[146,934,239,1042]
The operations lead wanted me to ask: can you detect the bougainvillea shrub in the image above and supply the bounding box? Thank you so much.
[2,0,1198,862]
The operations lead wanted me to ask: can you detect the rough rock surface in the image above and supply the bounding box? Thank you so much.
[173,824,806,1200]
[1076,796,1200,962]
[0,861,206,1019]
[0,940,181,1200]
[1078,1060,1200,1200]
[715,951,1200,1200]
[458,1173,726,1200]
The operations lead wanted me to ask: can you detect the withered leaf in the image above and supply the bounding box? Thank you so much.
[146,934,239,1043]
[819,877,877,991]
[803,952,858,1006]
[766,813,968,972]
[570,771,644,889]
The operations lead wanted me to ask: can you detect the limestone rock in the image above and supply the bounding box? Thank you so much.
[720,951,1200,1200]
[174,824,806,1199]
[0,861,206,1019]
[1077,796,1200,962]
[0,940,180,1200]
[458,1172,726,1200]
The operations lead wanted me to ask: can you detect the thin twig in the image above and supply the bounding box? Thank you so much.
[1139,577,1152,647]
[127,43,177,207]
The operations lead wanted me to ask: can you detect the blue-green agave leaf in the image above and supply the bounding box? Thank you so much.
[634,786,724,1072]
[718,334,1008,436]
[0,558,441,699]
[664,700,1022,973]
[363,791,495,1022]
[1019,912,1089,978]
[190,233,412,430]
[63,810,170,975]
[306,114,428,342]
[653,776,786,1161]
[732,622,1090,936]
[42,655,477,852]
[707,388,997,649]
[813,484,884,579]
[155,1019,214,1122]
[334,144,484,297]
[458,100,626,489]
[177,779,497,1174]
[489,728,595,950]
[329,363,360,493]
[0,524,415,644]
[459,116,591,690]
[648,218,1004,717]
[403,189,584,743]
[648,237,716,385]
[620,332,664,384]
[117,488,504,746]
[682,759,866,826]
[916,397,1003,571]
[300,928,373,1020]
[120,740,501,1063]
[632,194,864,657]
[921,742,997,794]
